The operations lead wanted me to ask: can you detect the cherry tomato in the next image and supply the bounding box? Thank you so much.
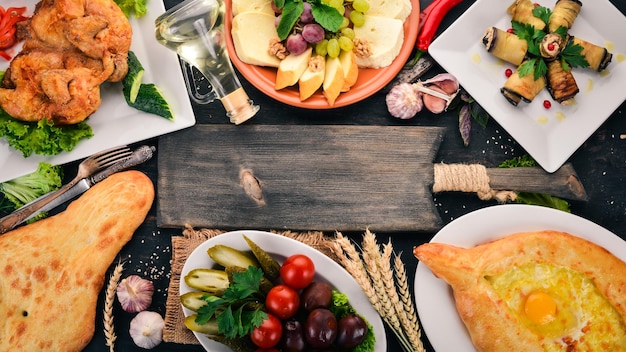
[266,284,300,320]
[250,313,283,349]
[280,254,315,289]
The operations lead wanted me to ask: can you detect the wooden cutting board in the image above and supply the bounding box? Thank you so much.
[157,125,586,232]
[157,124,444,232]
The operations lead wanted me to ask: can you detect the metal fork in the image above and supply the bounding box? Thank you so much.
[0,145,133,234]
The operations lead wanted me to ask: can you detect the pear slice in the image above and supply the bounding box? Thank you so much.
[299,55,325,101]
[275,47,313,90]
[322,56,345,106]
[339,50,358,92]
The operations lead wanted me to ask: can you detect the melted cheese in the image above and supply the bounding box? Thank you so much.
[485,263,626,350]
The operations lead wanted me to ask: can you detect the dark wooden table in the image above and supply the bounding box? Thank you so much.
[81,0,626,350]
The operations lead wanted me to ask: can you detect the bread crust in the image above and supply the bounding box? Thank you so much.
[0,170,154,351]
[414,230,626,351]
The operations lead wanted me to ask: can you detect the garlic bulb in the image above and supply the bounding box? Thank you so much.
[385,83,423,119]
[116,275,154,313]
[129,311,164,349]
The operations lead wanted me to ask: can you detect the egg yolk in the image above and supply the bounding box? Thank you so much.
[524,291,557,325]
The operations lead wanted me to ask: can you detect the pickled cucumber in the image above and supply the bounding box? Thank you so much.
[243,235,281,281]
[184,268,230,294]
[181,291,211,311]
[207,244,259,269]
[184,314,219,334]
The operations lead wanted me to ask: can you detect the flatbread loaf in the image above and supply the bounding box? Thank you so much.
[414,230,626,351]
[0,170,154,351]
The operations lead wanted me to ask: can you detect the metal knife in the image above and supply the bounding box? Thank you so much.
[21,145,156,223]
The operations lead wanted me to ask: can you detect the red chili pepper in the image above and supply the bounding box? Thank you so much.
[416,0,464,52]
[0,6,28,60]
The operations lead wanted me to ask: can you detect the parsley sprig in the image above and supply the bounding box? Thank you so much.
[512,5,588,80]
[195,266,267,339]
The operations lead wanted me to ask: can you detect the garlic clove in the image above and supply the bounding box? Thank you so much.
[116,275,154,313]
[129,311,164,349]
[422,85,450,114]
[421,73,460,95]
[385,82,423,119]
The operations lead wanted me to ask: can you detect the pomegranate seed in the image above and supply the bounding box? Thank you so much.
[543,100,552,109]
[547,43,555,51]
[507,28,514,34]
[533,2,540,6]
[505,68,513,77]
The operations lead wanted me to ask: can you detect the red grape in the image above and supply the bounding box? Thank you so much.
[286,33,308,55]
[302,23,325,44]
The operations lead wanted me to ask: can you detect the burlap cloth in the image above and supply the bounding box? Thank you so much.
[163,225,338,344]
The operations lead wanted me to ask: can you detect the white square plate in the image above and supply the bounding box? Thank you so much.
[429,0,626,172]
[0,0,196,183]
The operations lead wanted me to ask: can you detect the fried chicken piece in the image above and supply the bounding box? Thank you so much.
[61,0,132,82]
[0,50,104,125]
[0,0,132,124]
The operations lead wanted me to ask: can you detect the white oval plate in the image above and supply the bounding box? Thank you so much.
[414,204,626,352]
[180,230,386,351]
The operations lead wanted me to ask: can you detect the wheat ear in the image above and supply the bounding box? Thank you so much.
[104,261,124,352]
[361,230,413,352]
[393,250,426,352]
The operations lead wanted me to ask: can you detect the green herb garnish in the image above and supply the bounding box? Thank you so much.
[195,266,268,339]
[512,6,588,79]
[498,155,570,212]
[560,40,590,70]
[275,0,343,39]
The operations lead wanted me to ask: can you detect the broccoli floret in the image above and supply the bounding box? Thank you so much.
[0,162,63,209]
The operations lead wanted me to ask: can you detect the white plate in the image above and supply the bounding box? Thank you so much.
[414,204,626,352]
[180,230,387,351]
[428,0,626,173]
[0,0,196,183]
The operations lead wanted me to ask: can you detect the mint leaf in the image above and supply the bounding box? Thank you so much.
[311,2,343,32]
[277,0,304,40]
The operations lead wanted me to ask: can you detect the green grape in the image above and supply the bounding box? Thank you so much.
[349,10,365,27]
[327,38,340,58]
[328,0,344,11]
[338,35,354,51]
[352,0,370,13]
[315,39,329,56]
[340,27,355,40]
[339,17,350,29]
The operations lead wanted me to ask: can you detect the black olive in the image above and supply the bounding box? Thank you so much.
[336,314,368,348]
[304,308,337,348]
[301,282,333,311]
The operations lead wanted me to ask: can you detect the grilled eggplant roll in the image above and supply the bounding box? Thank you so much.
[507,0,546,31]
[548,0,582,33]
[501,61,547,106]
[483,27,528,66]
[570,36,613,72]
[540,33,565,61]
[546,60,579,104]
